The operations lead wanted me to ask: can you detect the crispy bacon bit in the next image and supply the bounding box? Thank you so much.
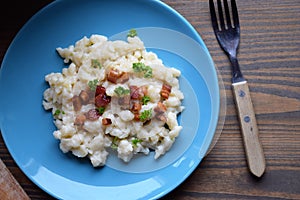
[95,86,106,97]
[161,83,172,99]
[86,109,101,121]
[130,86,138,99]
[102,118,112,125]
[141,86,148,95]
[72,95,82,112]
[94,86,111,107]
[74,114,86,126]
[107,69,129,84]
[107,69,120,83]
[131,102,142,113]
[130,85,147,100]
[95,93,111,107]
[155,113,167,122]
[79,90,90,104]
[118,72,129,83]
[154,102,167,122]
[154,102,167,113]
[133,113,140,121]
[118,95,130,109]
[131,101,142,121]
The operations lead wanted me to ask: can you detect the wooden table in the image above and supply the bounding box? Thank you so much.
[1,0,299,199]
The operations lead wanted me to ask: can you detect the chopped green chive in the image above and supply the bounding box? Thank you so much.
[139,109,152,122]
[132,138,143,147]
[111,137,118,149]
[132,62,152,78]
[97,107,105,115]
[91,59,102,69]
[114,86,130,97]
[127,29,137,37]
[141,96,151,105]
[88,79,98,91]
[54,109,64,116]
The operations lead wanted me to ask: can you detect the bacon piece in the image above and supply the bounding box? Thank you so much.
[154,102,167,113]
[141,85,148,95]
[95,94,111,107]
[95,86,106,97]
[107,69,120,83]
[131,102,142,113]
[161,83,172,99]
[102,118,112,125]
[94,86,111,107]
[74,114,86,126]
[95,94,109,107]
[79,90,90,104]
[118,72,129,83]
[130,85,147,100]
[131,101,142,121]
[118,95,130,109]
[154,102,167,122]
[72,95,82,112]
[107,69,129,84]
[155,113,167,122]
[130,86,139,99]
[133,113,140,121]
[86,109,101,121]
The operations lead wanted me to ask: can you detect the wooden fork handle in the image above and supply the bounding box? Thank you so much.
[232,81,266,177]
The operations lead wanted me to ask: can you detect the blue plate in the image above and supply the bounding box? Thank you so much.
[0,0,220,199]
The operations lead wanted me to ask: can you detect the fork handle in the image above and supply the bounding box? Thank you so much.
[232,81,266,177]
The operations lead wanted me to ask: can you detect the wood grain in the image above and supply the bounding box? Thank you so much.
[232,81,266,177]
[0,159,30,200]
[1,0,300,199]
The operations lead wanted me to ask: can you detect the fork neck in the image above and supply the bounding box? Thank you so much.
[228,54,245,83]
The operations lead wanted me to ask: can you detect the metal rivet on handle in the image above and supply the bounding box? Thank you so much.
[239,90,246,97]
[244,115,250,123]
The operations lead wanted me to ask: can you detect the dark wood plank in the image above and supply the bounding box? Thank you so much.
[1,0,300,199]
[161,0,300,199]
[0,158,30,200]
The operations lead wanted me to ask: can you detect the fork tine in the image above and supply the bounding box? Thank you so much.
[217,0,225,30]
[209,0,219,31]
[231,0,240,28]
[223,0,232,28]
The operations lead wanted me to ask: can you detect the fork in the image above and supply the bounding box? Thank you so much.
[209,0,266,177]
